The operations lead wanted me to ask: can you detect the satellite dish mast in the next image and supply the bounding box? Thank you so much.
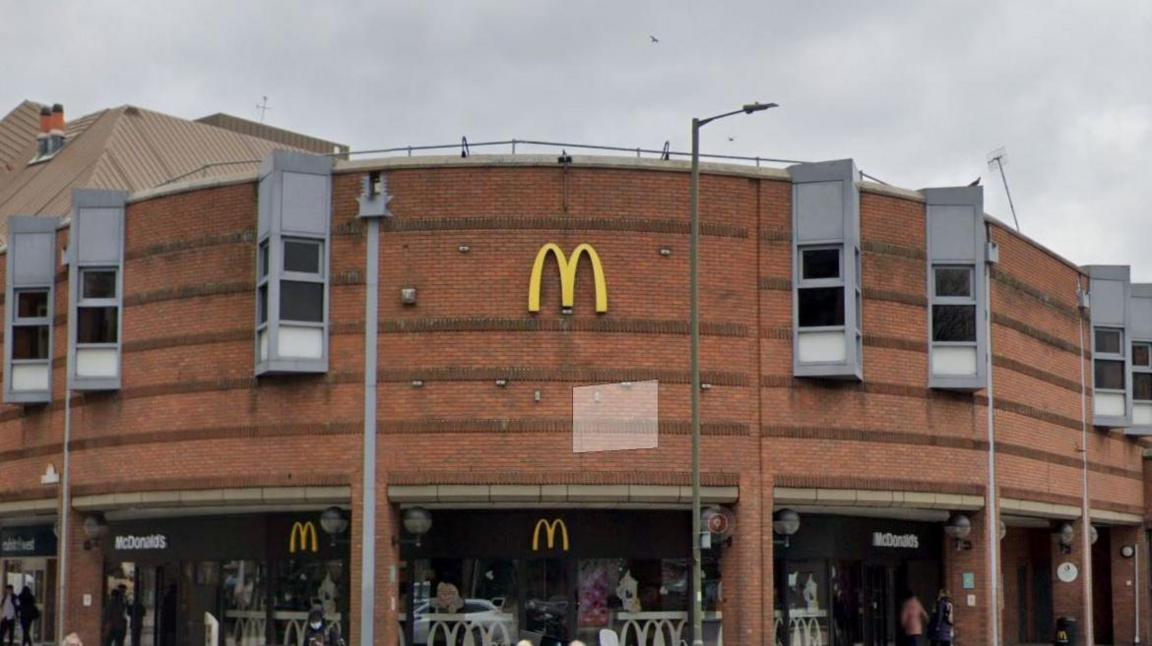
[987,147,1020,232]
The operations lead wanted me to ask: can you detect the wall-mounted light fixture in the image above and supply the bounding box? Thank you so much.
[495,379,508,388]
[1057,522,1076,554]
[319,506,349,546]
[772,509,801,548]
[400,287,417,305]
[393,507,433,547]
[458,245,470,253]
[660,248,673,257]
[82,513,108,551]
[411,380,424,388]
[700,383,713,391]
[944,513,973,551]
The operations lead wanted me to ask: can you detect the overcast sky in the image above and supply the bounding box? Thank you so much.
[3,2,1149,278]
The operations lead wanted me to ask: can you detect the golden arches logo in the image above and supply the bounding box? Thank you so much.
[531,518,570,552]
[528,243,608,313]
[289,521,319,554]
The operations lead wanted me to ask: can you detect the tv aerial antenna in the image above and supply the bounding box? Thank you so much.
[256,96,271,123]
[987,147,1020,232]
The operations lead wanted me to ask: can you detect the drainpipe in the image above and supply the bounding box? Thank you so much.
[1076,280,1094,646]
[1136,545,1141,644]
[56,389,72,641]
[984,234,1002,646]
[357,172,392,644]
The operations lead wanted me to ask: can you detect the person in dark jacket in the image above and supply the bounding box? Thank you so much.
[15,587,37,646]
[303,607,345,646]
[103,586,129,646]
[927,589,955,646]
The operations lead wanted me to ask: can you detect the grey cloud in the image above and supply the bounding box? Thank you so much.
[2,1,1149,276]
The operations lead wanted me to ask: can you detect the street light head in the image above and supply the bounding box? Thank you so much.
[742,102,778,114]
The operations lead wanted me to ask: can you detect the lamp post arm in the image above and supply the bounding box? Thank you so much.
[695,108,745,128]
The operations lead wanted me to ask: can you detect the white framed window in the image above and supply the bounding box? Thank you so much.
[76,268,119,346]
[280,237,325,324]
[1133,341,1152,400]
[932,266,977,343]
[12,289,51,361]
[1094,328,1126,409]
[797,246,845,329]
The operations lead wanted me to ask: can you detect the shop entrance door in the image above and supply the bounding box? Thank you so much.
[862,565,894,646]
[523,559,572,645]
[139,563,179,646]
[3,557,55,646]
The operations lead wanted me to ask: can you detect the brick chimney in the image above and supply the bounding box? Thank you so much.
[47,104,66,155]
[36,106,51,157]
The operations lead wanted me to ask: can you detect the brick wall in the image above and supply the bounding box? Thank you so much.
[0,160,1145,642]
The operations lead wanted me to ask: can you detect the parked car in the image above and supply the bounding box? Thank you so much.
[412,598,517,644]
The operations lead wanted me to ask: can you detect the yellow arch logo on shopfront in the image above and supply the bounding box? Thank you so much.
[532,518,570,552]
[528,243,608,313]
[289,521,319,553]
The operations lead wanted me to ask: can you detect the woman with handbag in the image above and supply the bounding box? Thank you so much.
[927,589,955,646]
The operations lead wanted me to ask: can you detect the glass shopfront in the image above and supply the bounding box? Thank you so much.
[774,515,942,646]
[400,510,723,646]
[0,524,58,646]
[102,512,350,646]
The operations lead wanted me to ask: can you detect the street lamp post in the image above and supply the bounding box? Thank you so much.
[689,101,777,646]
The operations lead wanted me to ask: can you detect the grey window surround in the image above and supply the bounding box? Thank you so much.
[789,159,863,380]
[4,216,60,404]
[255,150,333,376]
[1126,283,1152,435]
[924,186,988,391]
[68,189,127,391]
[1084,265,1133,429]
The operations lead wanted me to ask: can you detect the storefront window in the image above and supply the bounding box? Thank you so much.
[222,560,266,646]
[273,558,348,644]
[780,560,830,646]
[404,511,718,646]
[412,558,518,645]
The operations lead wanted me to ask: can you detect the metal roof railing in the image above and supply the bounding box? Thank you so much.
[158,137,894,187]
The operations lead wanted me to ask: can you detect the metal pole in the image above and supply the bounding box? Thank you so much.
[57,389,72,641]
[993,158,1020,232]
[360,217,380,644]
[1075,285,1094,646]
[984,250,1001,646]
[689,117,705,646]
[1136,545,1141,644]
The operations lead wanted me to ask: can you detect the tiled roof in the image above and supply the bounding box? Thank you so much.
[0,101,327,241]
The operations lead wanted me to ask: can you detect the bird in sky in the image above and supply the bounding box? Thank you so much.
[728,137,735,142]
[649,35,659,43]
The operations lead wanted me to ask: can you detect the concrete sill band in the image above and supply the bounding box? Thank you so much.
[387,484,740,506]
[0,498,57,516]
[71,485,352,512]
[774,487,985,511]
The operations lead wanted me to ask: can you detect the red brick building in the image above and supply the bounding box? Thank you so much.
[0,132,1148,646]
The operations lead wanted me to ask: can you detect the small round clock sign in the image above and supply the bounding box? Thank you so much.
[1057,562,1079,583]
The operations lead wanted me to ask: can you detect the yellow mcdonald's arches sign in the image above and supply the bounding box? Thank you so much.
[289,521,319,554]
[528,243,608,313]
[531,518,570,552]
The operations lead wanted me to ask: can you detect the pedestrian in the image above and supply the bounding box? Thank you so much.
[928,589,955,646]
[0,585,15,646]
[302,607,345,646]
[899,592,929,646]
[102,586,128,646]
[15,587,37,646]
[128,591,146,646]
